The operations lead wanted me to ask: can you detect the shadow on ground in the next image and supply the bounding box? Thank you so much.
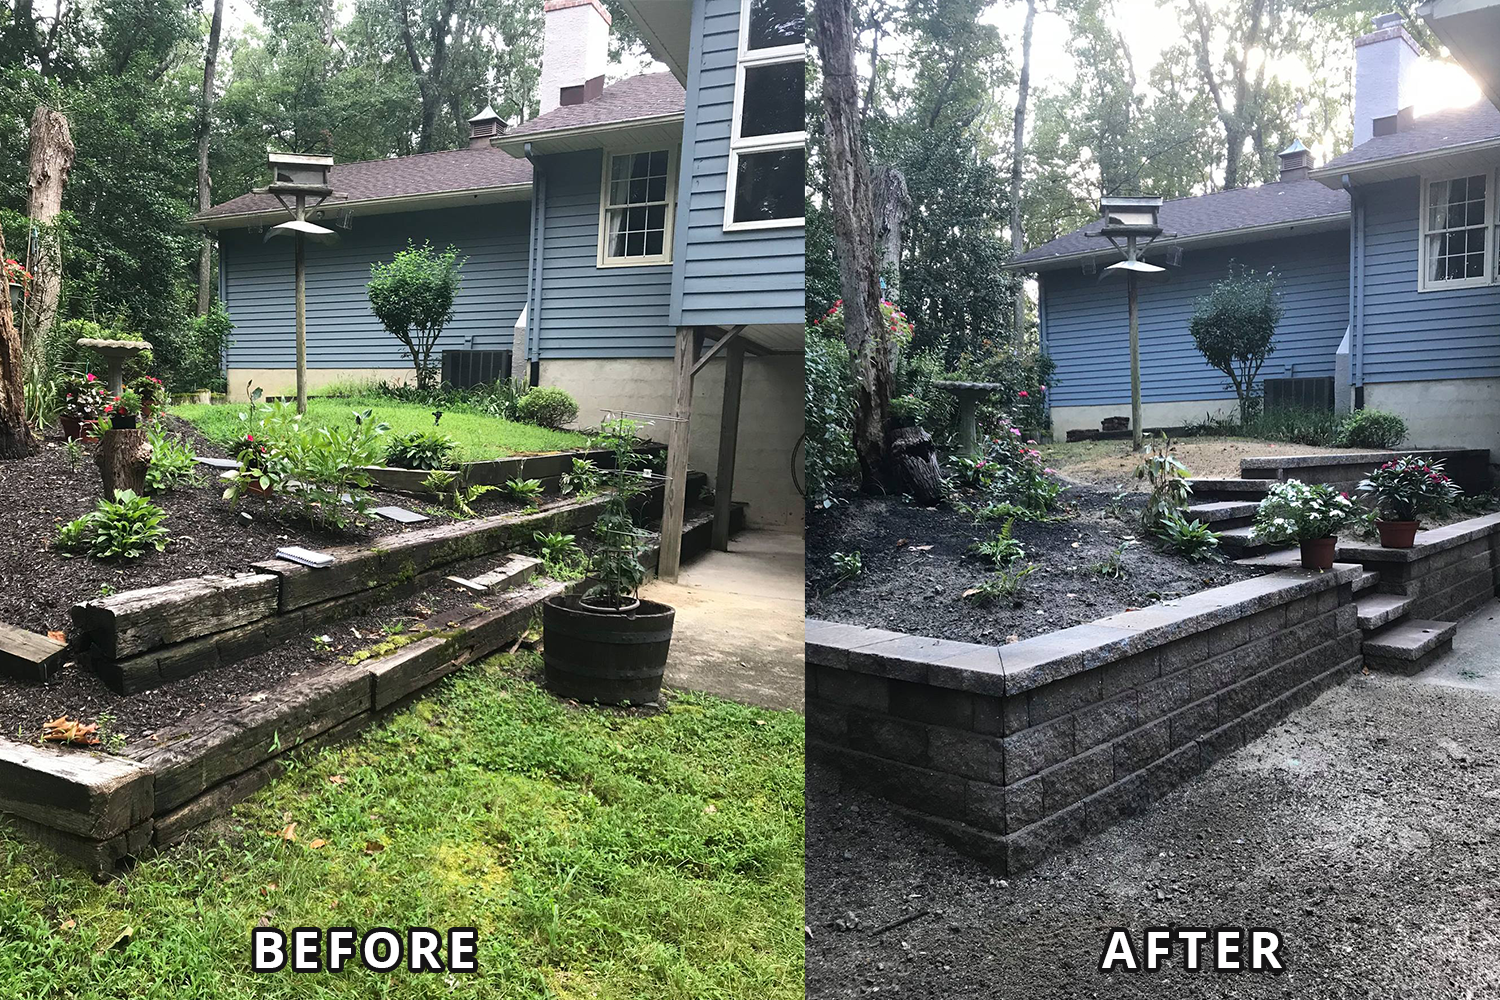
[807,601,1500,998]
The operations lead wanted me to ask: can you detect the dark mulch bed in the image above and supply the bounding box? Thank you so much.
[0,547,545,742]
[806,484,1265,645]
[0,418,535,637]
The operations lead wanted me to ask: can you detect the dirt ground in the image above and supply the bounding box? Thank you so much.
[807,488,1261,644]
[1043,437,1371,492]
[807,621,1500,998]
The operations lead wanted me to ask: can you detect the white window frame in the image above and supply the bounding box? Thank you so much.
[1417,168,1498,292]
[723,0,806,232]
[596,144,677,268]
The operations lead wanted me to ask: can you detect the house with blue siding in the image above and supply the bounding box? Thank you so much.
[193,0,806,572]
[1009,10,1500,465]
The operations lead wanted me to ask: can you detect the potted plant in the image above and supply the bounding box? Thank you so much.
[130,375,165,419]
[1249,480,1357,570]
[60,374,105,442]
[541,416,675,705]
[1358,455,1461,548]
[4,259,29,316]
[103,388,143,430]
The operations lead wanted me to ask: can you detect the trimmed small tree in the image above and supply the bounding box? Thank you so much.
[367,241,465,390]
[1188,265,1282,425]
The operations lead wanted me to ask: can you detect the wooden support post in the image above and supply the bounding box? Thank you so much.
[1127,269,1142,452]
[712,340,744,552]
[658,326,695,582]
[293,228,307,415]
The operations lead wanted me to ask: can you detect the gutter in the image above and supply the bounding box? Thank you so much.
[494,113,685,157]
[1309,135,1500,188]
[524,142,546,368]
[189,182,533,231]
[1343,174,1366,391]
[1004,212,1351,273]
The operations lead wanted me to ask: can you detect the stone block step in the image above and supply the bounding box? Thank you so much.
[1362,618,1458,676]
[1353,569,1380,595]
[1185,500,1258,526]
[1355,592,1412,631]
[1186,478,1273,502]
[1215,525,1282,557]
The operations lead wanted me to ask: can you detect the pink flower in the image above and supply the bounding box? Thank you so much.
[1010,428,1021,436]
[1018,390,1029,398]
[1039,385,1047,392]
[86,373,96,382]
[1044,468,1056,474]
[1026,439,1037,445]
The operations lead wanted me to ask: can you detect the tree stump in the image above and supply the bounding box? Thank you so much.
[96,429,151,498]
[888,426,943,506]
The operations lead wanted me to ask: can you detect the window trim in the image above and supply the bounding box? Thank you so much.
[1417,168,1497,292]
[596,144,677,269]
[724,0,805,233]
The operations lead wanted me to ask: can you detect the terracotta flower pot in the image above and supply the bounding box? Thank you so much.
[1376,519,1419,549]
[1299,536,1337,571]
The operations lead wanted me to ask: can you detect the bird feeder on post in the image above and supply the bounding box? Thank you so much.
[258,151,337,415]
[1092,195,1168,451]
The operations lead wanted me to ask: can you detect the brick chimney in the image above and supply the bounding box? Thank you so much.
[1277,139,1313,182]
[539,0,610,117]
[1354,12,1420,146]
[468,105,506,148]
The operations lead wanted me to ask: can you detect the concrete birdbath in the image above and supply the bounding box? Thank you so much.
[932,380,1005,455]
[76,337,152,397]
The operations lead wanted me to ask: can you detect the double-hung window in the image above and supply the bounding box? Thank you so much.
[599,148,675,266]
[1419,171,1497,290]
[725,0,805,231]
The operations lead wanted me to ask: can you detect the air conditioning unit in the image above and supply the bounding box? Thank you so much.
[440,349,512,389]
[1262,376,1334,411]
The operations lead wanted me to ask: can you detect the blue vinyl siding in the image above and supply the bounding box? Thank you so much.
[1041,230,1350,408]
[1357,175,1500,384]
[220,203,528,368]
[532,149,676,358]
[669,0,805,328]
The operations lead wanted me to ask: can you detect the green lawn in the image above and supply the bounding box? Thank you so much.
[172,395,592,462]
[0,653,805,999]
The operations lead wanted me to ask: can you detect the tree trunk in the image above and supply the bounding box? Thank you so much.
[25,104,75,353]
[815,0,895,493]
[197,0,225,315]
[870,165,909,307]
[888,426,942,506]
[95,428,152,498]
[0,229,35,459]
[1009,0,1036,346]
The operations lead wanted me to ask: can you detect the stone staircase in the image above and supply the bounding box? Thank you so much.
[1185,479,1279,558]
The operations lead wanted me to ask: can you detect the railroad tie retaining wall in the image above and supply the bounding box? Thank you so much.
[806,566,1364,874]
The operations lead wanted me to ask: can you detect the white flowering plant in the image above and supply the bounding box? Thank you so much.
[1249,480,1357,544]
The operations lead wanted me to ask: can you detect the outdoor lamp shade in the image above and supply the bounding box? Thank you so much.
[1099,258,1169,282]
[265,219,338,244]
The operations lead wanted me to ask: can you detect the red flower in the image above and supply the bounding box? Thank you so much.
[1018,390,1029,398]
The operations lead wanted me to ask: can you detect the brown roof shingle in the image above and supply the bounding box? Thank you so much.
[505,71,685,139]
[1010,179,1350,270]
[196,145,533,223]
[1315,100,1500,174]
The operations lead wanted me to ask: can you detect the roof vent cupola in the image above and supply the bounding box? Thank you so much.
[468,105,506,148]
[1277,139,1313,182]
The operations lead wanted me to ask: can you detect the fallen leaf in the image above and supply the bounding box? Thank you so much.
[260,883,278,896]
[328,775,347,785]
[909,544,933,552]
[273,822,297,842]
[105,926,133,951]
[58,919,76,932]
[309,838,326,849]
[703,803,718,814]
[329,899,339,909]
[46,631,66,645]
[962,588,981,598]
[1005,635,1020,644]
[895,538,908,547]
[364,840,385,854]
[41,716,101,746]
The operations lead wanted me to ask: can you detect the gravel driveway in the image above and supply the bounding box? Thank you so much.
[808,617,1500,998]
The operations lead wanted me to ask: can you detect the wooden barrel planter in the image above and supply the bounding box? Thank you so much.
[541,596,675,705]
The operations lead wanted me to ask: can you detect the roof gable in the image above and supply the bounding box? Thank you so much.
[1312,100,1500,181]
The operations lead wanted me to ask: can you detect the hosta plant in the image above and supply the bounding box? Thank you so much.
[1249,480,1357,544]
[384,430,456,470]
[1155,510,1222,562]
[55,491,169,560]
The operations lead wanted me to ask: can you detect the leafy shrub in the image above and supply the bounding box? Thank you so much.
[1240,406,1344,447]
[963,499,1069,524]
[584,417,655,607]
[560,456,602,497]
[515,386,578,428]
[1188,265,1282,424]
[1155,510,1222,562]
[145,423,198,493]
[504,477,544,503]
[384,430,457,470]
[55,491,169,560]
[888,392,930,428]
[1136,436,1193,531]
[1249,480,1357,544]
[970,518,1025,568]
[949,455,999,490]
[533,531,587,580]
[1358,454,1461,521]
[830,550,863,581]
[1336,409,1406,449]
[366,241,465,389]
[422,470,500,518]
[977,428,1065,515]
[805,327,857,506]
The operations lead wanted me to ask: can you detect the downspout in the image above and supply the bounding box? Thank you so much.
[524,142,546,378]
[1342,174,1364,402]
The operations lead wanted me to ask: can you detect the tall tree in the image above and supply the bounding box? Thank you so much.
[24,103,73,352]
[1008,0,1036,345]
[394,0,464,153]
[197,0,225,315]
[815,0,892,492]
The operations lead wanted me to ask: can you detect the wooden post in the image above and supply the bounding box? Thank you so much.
[712,340,744,552]
[293,218,307,415]
[96,429,151,499]
[658,326,695,582]
[1128,268,1143,452]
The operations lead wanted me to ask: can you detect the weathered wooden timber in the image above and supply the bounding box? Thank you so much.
[71,573,279,661]
[0,623,68,680]
[0,741,153,839]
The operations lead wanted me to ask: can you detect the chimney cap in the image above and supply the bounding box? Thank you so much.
[1372,11,1403,30]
